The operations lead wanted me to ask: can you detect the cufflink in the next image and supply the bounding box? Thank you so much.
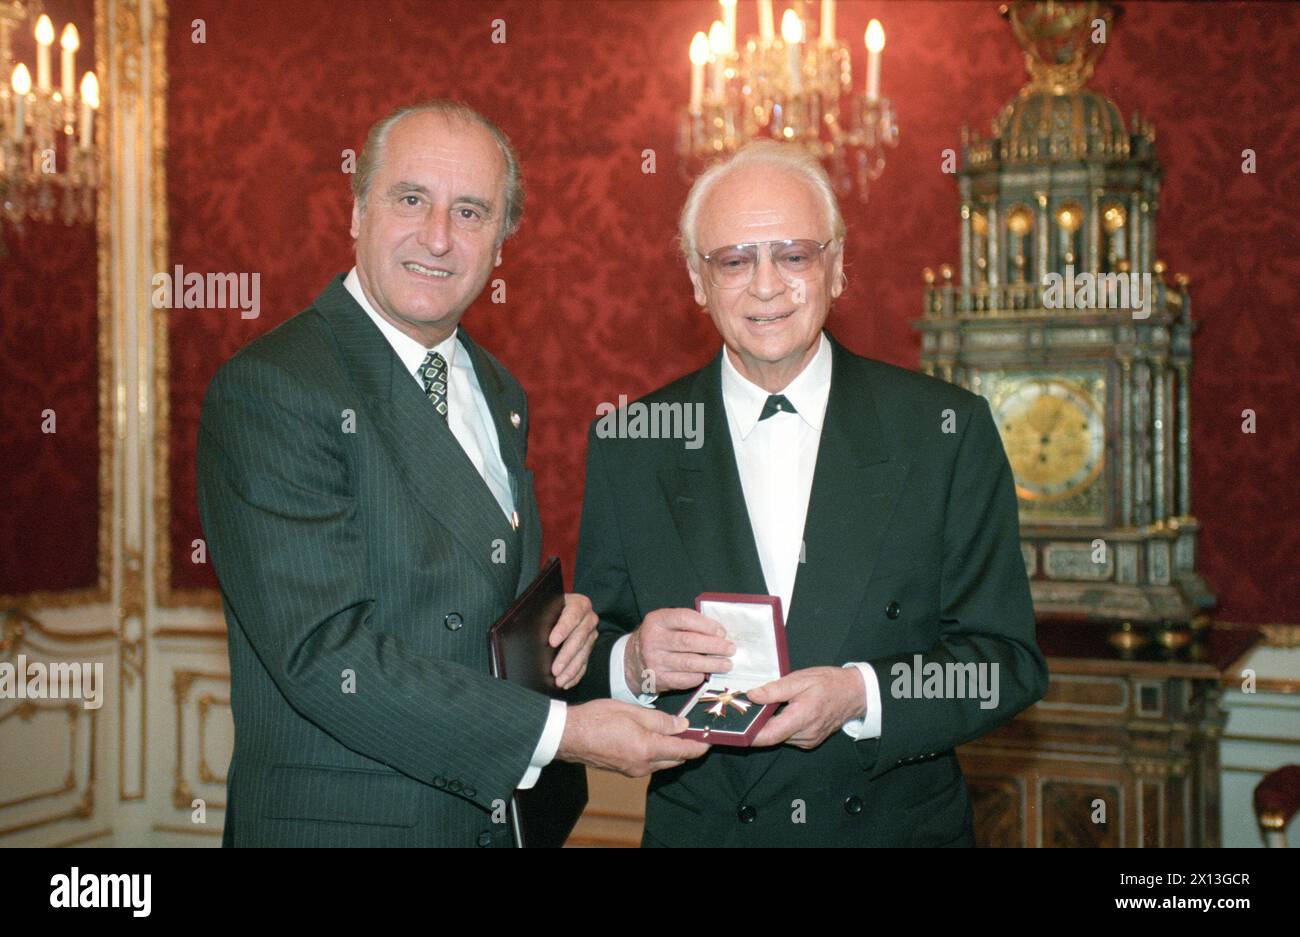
[510,411,521,429]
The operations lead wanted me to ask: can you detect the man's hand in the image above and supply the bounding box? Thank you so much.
[548,593,599,689]
[623,608,736,696]
[748,666,865,750]
[557,699,710,777]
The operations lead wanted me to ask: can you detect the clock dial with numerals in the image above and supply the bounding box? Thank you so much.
[993,378,1105,502]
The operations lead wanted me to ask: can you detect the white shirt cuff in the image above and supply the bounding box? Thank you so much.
[609,633,659,706]
[518,699,566,790]
[840,662,882,740]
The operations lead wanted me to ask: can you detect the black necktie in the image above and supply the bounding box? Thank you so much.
[759,394,796,421]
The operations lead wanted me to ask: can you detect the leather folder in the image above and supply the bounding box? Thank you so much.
[487,556,589,847]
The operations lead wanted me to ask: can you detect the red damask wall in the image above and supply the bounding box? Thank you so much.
[164,0,1299,621]
[0,0,98,596]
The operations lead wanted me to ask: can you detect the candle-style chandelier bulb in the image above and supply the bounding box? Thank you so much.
[780,9,802,43]
[866,19,885,53]
[12,62,32,94]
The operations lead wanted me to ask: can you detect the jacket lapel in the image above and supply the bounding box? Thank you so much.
[457,329,537,589]
[659,353,768,599]
[457,329,527,524]
[313,275,520,605]
[784,336,911,669]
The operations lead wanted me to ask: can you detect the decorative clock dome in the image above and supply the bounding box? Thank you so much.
[985,88,1129,164]
[966,1,1157,168]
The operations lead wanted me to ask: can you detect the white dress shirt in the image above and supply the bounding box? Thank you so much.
[611,332,881,741]
[345,269,564,788]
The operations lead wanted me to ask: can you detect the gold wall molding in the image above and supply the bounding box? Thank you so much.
[171,669,229,812]
[1259,624,1300,649]
[118,546,145,800]
[1,608,116,649]
[148,0,218,611]
[114,0,141,96]
[0,702,79,810]
[0,608,108,838]
[196,692,229,785]
[0,680,99,833]
[1220,622,1300,694]
[106,0,169,804]
[1246,678,1300,695]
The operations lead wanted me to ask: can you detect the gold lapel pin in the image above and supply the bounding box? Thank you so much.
[510,411,521,429]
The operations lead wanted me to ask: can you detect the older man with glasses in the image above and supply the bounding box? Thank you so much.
[568,140,1048,847]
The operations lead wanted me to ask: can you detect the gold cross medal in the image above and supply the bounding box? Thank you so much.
[686,685,760,737]
[700,687,752,719]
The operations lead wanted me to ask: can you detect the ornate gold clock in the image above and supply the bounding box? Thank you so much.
[993,378,1105,503]
[915,1,1214,629]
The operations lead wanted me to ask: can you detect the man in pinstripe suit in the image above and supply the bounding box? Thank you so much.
[196,101,706,847]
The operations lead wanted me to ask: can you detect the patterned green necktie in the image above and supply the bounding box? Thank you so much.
[419,350,449,421]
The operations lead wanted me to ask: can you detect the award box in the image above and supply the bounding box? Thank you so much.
[676,592,788,747]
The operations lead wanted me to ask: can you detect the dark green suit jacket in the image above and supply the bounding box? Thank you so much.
[572,333,1048,847]
[196,274,550,847]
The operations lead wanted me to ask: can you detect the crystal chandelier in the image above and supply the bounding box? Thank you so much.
[0,0,100,237]
[678,0,898,201]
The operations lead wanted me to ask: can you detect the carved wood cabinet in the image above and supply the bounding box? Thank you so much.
[957,621,1255,847]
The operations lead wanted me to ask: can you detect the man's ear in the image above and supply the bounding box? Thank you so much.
[687,266,709,307]
[350,201,362,240]
[495,244,503,267]
[830,245,846,299]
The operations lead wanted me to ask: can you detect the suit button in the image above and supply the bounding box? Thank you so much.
[444,612,464,631]
[464,787,476,798]
[885,601,901,620]
[477,831,493,847]
[843,795,864,816]
[448,779,463,793]
[433,776,447,789]
[737,805,757,824]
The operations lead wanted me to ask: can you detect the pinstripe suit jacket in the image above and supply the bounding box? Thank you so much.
[196,274,550,847]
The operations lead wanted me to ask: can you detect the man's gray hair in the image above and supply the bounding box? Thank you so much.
[678,140,846,265]
[352,99,525,242]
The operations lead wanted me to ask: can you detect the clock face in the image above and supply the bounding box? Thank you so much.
[993,379,1105,502]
